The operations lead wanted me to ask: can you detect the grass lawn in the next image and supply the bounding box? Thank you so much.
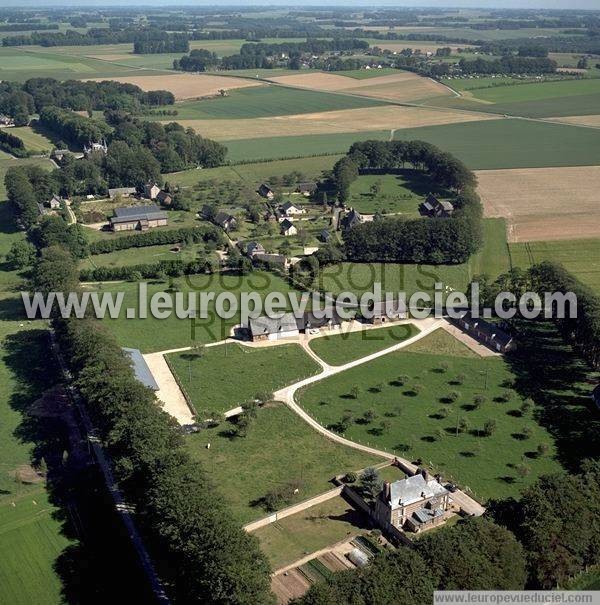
[298,322,599,501]
[391,119,600,169]
[0,494,72,605]
[170,86,387,120]
[509,238,600,295]
[9,127,53,153]
[318,218,510,299]
[186,402,383,524]
[309,323,418,366]
[167,343,320,415]
[223,131,390,163]
[347,171,449,215]
[95,271,297,353]
[253,495,372,569]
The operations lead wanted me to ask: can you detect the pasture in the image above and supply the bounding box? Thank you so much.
[169,105,490,142]
[166,343,320,415]
[309,324,418,366]
[297,328,571,502]
[476,166,600,242]
[87,73,262,100]
[9,127,53,153]
[166,85,388,120]
[509,238,600,294]
[186,402,382,524]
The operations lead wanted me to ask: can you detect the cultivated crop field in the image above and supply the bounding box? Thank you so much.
[477,166,600,242]
[87,73,263,100]
[509,238,600,294]
[186,403,382,523]
[169,106,491,141]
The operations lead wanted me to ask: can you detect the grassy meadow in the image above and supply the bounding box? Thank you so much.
[167,343,320,415]
[186,402,382,524]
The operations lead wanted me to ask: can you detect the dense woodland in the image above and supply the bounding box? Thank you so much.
[133,31,189,54]
[331,140,481,265]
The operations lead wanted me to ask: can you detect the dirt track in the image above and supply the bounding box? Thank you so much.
[476,166,600,242]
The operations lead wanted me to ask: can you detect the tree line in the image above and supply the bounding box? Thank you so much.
[0,128,29,157]
[457,56,557,75]
[133,31,189,54]
[330,140,481,265]
[80,258,218,282]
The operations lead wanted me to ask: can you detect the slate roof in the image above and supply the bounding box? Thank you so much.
[412,506,444,525]
[281,201,301,212]
[458,311,514,350]
[280,218,296,231]
[108,187,137,197]
[388,474,448,508]
[371,300,407,318]
[296,309,343,330]
[123,347,159,391]
[214,211,236,227]
[249,313,298,336]
[296,181,317,193]
[110,205,167,224]
[340,208,363,230]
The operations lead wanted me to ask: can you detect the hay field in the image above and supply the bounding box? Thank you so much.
[270,70,451,102]
[86,73,262,100]
[548,115,600,128]
[172,105,492,140]
[476,166,600,242]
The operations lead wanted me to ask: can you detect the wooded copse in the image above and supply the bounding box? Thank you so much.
[334,140,482,265]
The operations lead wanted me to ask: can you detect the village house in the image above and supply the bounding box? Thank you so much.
[280,201,305,216]
[420,194,454,218]
[340,208,363,231]
[156,190,173,206]
[280,218,297,237]
[247,313,299,341]
[374,469,451,534]
[37,194,64,216]
[455,311,515,353]
[144,182,162,200]
[295,181,317,196]
[109,205,168,232]
[257,183,275,200]
[365,300,408,325]
[244,241,266,257]
[108,187,138,200]
[213,211,238,232]
[0,114,15,127]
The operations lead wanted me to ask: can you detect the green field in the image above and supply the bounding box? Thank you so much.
[310,324,418,366]
[318,218,510,299]
[254,495,371,569]
[347,171,449,215]
[0,495,72,605]
[9,127,54,153]
[509,238,600,295]
[186,402,382,523]
[96,272,297,353]
[168,85,387,120]
[224,131,390,163]
[297,328,574,502]
[392,119,600,169]
[167,343,320,415]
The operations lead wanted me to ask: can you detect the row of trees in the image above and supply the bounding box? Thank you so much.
[133,31,189,54]
[88,224,223,255]
[80,258,217,282]
[28,234,275,603]
[457,56,557,75]
[331,140,481,265]
[0,128,28,157]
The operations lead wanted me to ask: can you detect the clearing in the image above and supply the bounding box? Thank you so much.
[476,166,600,242]
[166,343,320,415]
[87,73,262,100]
[186,402,382,524]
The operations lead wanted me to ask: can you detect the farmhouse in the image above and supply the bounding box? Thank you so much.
[108,187,137,199]
[280,218,297,237]
[144,182,162,200]
[365,300,407,324]
[455,311,515,353]
[213,212,238,232]
[295,181,317,196]
[37,194,64,216]
[374,469,450,534]
[123,347,159,391]
[244,241,266,257]
[420,194,454,218]
[247,313,299,341]
[280,201,305,216]
[257,183,275,199]
[156,190,173,206]
[109,205,168,232]
[296,308,343,333]
[253,253,289,269]
[340,208,363,231]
